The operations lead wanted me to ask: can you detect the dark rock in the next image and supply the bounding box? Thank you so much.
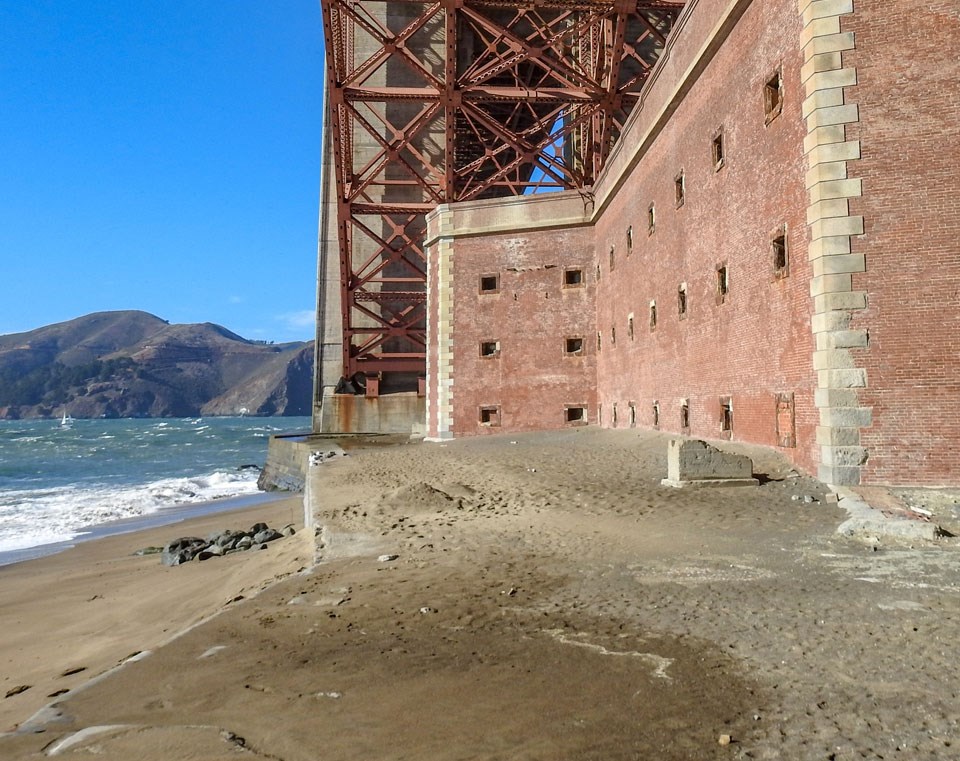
[214,530,237,548]
[197,545,224,561]
[253,528,283,544]
[162,523,291,564]
[161,537,207,566]
[5,685,31,698]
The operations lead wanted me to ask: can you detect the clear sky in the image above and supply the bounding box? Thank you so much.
[0,1,325,344]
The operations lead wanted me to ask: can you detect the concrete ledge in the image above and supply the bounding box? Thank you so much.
[661,477,760,489]
[834,487,945,542]
[662,439,758,488]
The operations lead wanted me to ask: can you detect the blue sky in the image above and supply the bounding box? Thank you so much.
[0,1,324,344]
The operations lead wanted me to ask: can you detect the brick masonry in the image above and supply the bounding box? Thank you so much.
[841,0,960,485]
[425,194,596,438]
[422,0,960,486]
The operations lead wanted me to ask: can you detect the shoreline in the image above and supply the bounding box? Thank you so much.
[0,494,311,733]
[0,491,296,569]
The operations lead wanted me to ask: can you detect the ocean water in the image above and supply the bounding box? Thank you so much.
[0,416,311,559]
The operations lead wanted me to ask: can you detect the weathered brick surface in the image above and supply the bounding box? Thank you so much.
[842,1,960,485]
[448,226,597,435]
[421,0,960,485]
[593,0,817,474]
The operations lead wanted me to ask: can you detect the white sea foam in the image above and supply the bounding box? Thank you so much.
[0,470,260,553]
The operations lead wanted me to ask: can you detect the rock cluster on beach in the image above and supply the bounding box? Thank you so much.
[158,522,296,566]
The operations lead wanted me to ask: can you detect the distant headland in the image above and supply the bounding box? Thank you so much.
[0,311,313,419]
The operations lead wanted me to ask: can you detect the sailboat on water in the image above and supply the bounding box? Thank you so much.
[59,408,74,429]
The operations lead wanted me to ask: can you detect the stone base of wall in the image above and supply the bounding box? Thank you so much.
[259,433,315,492]
[316,390,426,436]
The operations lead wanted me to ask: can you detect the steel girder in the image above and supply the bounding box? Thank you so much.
[320,0,685,383]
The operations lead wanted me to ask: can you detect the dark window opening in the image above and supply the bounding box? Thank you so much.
[716,265,728,304]
[720,397,733,436]
[611,326,616,346]
[678,285,687,319]
[629,402,637,427]
[596,263,601,282]
[675,171,685,208]
[609,245,616,271]
[712,129,725,171]
[680,401,690,431]
[565,337,583,355]
[479,406,501,426]
[479,274,499,293]
[612,403,618,426]
[628,315,635,340]
[649,301,657,330]
[479,340,500,358]
[565,406,586,424]
[764,69,784,124]
[563,268,583,287]
[597,332,602,352]
[647,203,656,235]
[626,226,634,255]
[653,401,660,429]
[773,231,788,278]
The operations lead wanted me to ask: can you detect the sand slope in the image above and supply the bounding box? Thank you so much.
[2,428,959,760]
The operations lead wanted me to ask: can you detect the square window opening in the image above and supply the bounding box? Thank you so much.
[565,337,583,355]
[480,340,500,358]
[479,406,501,426]
[479,274,499,293]
[563,268,583,287]
[565,406,586,424]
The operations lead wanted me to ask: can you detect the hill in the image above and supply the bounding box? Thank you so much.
[0,311,314,419]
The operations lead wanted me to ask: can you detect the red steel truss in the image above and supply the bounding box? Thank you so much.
[320,0,685,386]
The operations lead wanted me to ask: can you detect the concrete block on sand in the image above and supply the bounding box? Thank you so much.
[661,439,759,488]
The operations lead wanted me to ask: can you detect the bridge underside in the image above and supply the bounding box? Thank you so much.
[316,0,685,424]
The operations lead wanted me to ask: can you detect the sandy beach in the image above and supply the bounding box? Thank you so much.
[2,428,959,760]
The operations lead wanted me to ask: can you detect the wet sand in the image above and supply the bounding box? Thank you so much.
[2,428,958,760]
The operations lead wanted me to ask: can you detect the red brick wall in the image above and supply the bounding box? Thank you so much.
[592,0,818,474]
[450,226,597,435]
[844,1,960,484]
